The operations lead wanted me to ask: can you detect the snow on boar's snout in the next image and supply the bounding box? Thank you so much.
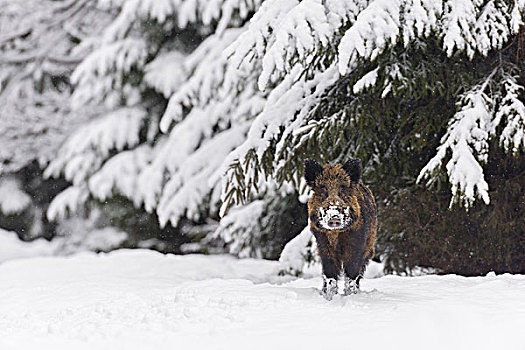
[318,205,353,230]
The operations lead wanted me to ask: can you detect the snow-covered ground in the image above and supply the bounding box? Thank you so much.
[1,250,525,350]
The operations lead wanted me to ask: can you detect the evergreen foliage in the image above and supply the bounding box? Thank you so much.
[2,0,523,273]
[0,0,108,173]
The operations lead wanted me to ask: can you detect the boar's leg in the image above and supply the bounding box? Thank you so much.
[343,276,359,295]
[319,255,339,300]
[343,257,367,295]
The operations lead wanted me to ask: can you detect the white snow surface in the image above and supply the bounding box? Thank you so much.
[1,250,524,350]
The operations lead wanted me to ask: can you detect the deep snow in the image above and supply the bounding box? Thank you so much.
[1,250,525,350]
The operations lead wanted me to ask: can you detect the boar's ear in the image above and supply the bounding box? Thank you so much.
[343,158,361,182]
[304,159,323,187]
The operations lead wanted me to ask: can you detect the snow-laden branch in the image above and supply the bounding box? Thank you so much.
[45,107,146,185]
[224,0,299,71]
[88,145,154,205]
[160,27,246,131]
[510,0,525,32]
[497,74,525,154]
[353,67,379,94]
[338,0,401,75]
[441,0,482,57]
[47,186,89,221]
[442,0,517,57]
[401,0,442,44]
[255,0,331,90]
[144,51,187,99]
[71,38,148,107]
[418,71,497,207]
[156,122,252,227]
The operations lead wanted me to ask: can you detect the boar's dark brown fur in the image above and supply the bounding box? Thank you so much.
[304,158,377,299]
